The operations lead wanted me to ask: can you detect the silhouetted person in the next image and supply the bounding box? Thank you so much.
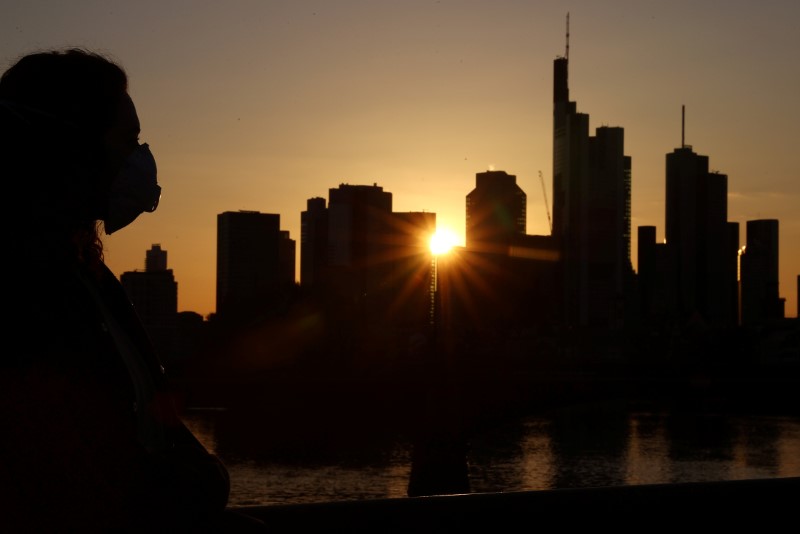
[0,49,265,532]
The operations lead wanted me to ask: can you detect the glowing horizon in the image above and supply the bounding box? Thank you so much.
[4,2,797,318]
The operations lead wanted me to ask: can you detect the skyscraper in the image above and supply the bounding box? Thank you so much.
[551,36,633,328]
[456,168,561,335]
[323,184,394,322]
[120,244,178,360]
[741,219,784,325]
[216,210,295,321]
[145,243,168,272]
[301,183,434,329]
[465,170,526,253]
[300,197,328,288]
[552,55,589,244]
[586,127,633,327]
[327,183,393,269]
[665,141,734,327]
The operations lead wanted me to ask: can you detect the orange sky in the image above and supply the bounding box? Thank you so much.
[2,1,798,318]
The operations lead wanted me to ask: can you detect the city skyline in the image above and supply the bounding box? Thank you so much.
[2,1,798,318]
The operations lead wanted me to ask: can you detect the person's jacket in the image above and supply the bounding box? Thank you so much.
[1,259,230,532]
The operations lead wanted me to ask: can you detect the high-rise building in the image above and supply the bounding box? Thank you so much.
[300,183,434,329]
[324,183,393,321]
[665,141,734,328]
[465,170,526,254]
[145,243,168,272]
[327,183,393,268]
[120,244,178,360]
[279,230,296,289]
[551,42,633,328]
[300,197,328,288]
[586,127,633,327]
[216,210,295,320]
[382,210,436,328]
[741,219,784,325]
[458,168,565,332]
[552,55,590,245]
[726,222,740,326]
[300,184,436,328]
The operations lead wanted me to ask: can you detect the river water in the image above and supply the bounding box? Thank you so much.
[181,406,800,507]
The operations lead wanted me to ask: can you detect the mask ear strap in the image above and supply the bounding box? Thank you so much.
[0,99,84,132]
[0,99,40,124]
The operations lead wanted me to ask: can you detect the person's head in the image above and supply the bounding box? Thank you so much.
[0,48,160,263]
[1,48,129,137]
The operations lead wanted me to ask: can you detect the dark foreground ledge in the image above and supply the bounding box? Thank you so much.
[233,476,800,532]
[231,477,800,534]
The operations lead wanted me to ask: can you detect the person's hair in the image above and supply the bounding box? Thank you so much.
[0,48,128,139]
[0,48,129,268]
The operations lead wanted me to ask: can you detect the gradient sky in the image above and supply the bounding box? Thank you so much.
[2,0,798,319]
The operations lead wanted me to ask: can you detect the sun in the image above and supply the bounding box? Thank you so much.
[429,228,459,255]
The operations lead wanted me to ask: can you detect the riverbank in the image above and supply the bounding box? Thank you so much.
[173,351,800,464]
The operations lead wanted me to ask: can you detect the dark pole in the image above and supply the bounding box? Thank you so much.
[407,252,470,497]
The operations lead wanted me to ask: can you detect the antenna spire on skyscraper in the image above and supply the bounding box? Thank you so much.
[566,12,570,60]
[681,105,685,148]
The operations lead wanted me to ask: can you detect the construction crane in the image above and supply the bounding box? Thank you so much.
[539,170,552,233]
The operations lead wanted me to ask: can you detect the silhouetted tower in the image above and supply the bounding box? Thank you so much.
[465,170,526,253]
[385,210,437,329]
[741,219,784,325]
[726,221,741,326]
[145,243,168,271]
[551,22,633,328]
[551,44,587,242]
[665,108,735,327]
[312,183,433,329]
[586,127,633,327]
[328,183,393,269]
[638,226,671,321]
[216,210,294,321]
[279,230,296,288]
[120,244,178,361]
[300,197,328,288]
[325,183,393,323]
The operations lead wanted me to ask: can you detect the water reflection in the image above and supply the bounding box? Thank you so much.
[182,408,800,507]
[625,413,670,485]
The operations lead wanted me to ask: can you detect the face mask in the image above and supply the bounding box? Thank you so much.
[103,143,161,235]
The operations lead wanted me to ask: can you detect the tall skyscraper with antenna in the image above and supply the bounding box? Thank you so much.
[551,14,633,329]
[664,107,737,327]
